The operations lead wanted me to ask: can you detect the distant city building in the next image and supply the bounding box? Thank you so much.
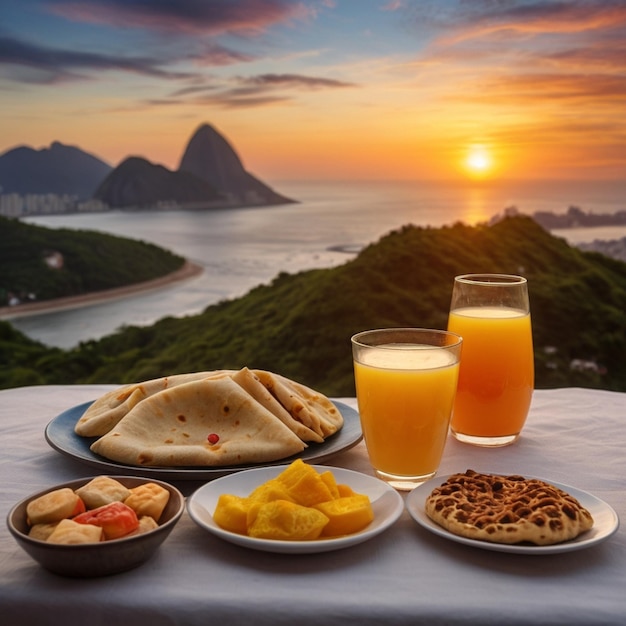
[0,193,110,217]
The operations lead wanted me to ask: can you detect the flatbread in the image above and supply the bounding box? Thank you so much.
[425,469,594,546]
[75,368,343,441]
[75,370,232,436]
[231,368,324,443]
[252,370,343,439]
[89,377,306,467]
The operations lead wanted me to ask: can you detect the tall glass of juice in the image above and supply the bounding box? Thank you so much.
[447,274,534,447]
[351,328,462,491]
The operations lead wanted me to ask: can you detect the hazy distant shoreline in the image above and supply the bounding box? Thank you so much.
[10,178,626,350]
[0,260,203,321]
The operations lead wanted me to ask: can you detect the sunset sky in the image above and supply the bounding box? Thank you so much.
[1,0,624,182]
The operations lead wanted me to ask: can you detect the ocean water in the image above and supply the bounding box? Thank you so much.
[10,178,626,349]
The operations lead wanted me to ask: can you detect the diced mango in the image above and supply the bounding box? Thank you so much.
[337,483,356,497]
[313,495,374,537]
[213,494,251,535]
[275,459,333,506]
[245,500,263,529]
[319,471,340,499]
[248,500,329,541]
[212,461,375,541]
[248,478,296,504]
[245,479,298,528]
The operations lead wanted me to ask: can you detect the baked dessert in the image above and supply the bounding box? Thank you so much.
[425,469,594,546]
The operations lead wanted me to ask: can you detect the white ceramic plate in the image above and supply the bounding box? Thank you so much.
[187,465,404,554]
[406,474,620,555]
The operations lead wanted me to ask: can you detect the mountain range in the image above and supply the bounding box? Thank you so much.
[0,124,295,209]
[0,142,112,199]
[93,156,222,209]
[2,216,625,394]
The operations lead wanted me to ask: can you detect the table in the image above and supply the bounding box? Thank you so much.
[1,385,624,626]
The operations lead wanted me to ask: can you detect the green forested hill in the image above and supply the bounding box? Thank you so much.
[0,215,184,305]
[1,215,625,394]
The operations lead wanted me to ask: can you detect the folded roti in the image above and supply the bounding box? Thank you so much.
[231,368,325,443]
[253,370,343,438]
[89,377,306,467]
[75,370,232,436]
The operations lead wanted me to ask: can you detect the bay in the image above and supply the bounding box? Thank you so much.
[10,179,626,349]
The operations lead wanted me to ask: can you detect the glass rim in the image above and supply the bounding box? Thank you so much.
[454,273,527,286]
[351,327,462,349]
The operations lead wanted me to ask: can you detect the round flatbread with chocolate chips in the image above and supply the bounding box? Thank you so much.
[425,470,594,546]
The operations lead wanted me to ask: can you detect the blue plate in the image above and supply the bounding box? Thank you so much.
[45,400,362,480]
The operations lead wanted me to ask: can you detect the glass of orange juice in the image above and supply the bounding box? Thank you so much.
[351,328,462,491]
[447,274,534,447]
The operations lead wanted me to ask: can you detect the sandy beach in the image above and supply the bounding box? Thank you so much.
[0,260,204,320]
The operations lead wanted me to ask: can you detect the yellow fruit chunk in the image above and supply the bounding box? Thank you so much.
[248,500,329,541]
[212,461,376,540]
[248,478,296,503]
[337,483,356,497]
[245,479,297,527]
[246,501,263,529]
[313,495,374,537]
[275,459,333,506]
[319,471,340,499]
[213,494,251,535]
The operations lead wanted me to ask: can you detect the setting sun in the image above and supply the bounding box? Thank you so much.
[464,146,493,177]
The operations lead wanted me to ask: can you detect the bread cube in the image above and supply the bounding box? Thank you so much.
[26,488,84,525]
[47,519,103,544]
[124,482,170,522]
[75,476,131,509]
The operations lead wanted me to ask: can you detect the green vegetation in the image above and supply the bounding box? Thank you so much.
[1,216,625,395]
[0,215,185,305]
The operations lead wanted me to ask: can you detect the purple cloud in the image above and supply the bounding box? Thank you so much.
[0,35,196,84]
[44,0,309,35]
[165,72,357,109]
[242,73,356,89]
[420,0,626,43]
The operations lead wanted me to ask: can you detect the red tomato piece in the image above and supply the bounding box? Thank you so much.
[71,497,86,517]
[73,501,139,539]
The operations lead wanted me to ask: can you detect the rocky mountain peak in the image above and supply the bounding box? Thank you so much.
[178,123,294,206]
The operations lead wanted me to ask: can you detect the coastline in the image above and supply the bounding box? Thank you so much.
[0,260,204,321]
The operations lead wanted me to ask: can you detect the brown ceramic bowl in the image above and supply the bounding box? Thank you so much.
[7,475,184,577]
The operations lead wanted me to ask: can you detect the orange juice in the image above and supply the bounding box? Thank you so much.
[353,346,460,479]
[448,306,534,440]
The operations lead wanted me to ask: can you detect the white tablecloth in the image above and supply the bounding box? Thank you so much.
[1,385,624,626]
